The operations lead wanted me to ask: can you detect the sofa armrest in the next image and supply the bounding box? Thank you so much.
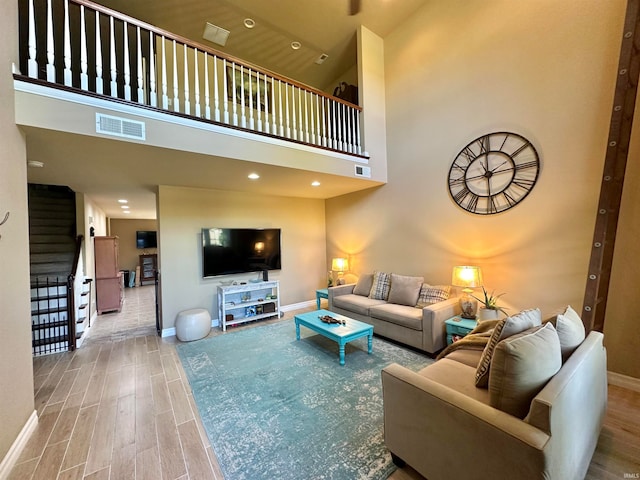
[327,283,356,309]
[382,363,550,480]
[421,296,461,353]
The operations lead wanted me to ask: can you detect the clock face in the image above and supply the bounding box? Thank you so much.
[448,132,540,215]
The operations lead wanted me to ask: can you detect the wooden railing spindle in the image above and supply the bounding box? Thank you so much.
[161,36,168,109]
[149,31,157,107]
[183,44,190,115]
[28,0,37,78]
[136,26,143,103]
[109,16,117,97]
[63,0,72,86]
[172,40,179,112]
[207,53,214,121]
[194,48,201,117]
[123,21,131,100]
[95,10,103,94]
[46,0,55,82]
[80,6,88,90]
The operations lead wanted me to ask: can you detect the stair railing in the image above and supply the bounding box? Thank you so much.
[19,0,364,157]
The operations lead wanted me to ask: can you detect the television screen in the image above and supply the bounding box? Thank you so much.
[136,230,157,249]
[202,228,281,277]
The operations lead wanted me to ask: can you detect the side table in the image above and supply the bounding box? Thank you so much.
[315,288,329,309]
[445,316,477,345]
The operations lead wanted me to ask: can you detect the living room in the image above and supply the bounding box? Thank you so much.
[1,0,639,478]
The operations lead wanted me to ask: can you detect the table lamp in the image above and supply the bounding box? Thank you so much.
[452,265,483,319]
[331,258,349,285]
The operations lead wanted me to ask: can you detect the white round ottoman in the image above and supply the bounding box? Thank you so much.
[175,308,211,342]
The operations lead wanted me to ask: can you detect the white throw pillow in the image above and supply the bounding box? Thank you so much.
[554,305,586,362]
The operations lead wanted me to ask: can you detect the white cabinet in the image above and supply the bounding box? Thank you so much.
[217,281,280,331]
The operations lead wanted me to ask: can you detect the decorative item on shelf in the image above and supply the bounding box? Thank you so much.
[451,265,483,320]
[328,271,334,288]
[331,258,349,286]
[473,286,508,321]
[245,305,257,317]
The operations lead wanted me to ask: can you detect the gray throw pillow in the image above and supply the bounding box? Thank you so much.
[353,273,374,296]
[489,323,562,418]
[387,274,424,306]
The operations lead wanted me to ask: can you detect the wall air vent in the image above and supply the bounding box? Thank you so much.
[355,165,371,178]
[96,113,146,140]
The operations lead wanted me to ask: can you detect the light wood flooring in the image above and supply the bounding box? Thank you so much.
[7,286,640,480]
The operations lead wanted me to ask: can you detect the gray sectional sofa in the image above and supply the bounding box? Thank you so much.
[328,272,460,354]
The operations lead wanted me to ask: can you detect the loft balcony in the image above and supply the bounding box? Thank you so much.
[14,0,386,204]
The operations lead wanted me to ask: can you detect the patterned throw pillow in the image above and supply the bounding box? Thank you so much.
[475,308,542,388]
[415,284,451,308]
[368,271,391,300]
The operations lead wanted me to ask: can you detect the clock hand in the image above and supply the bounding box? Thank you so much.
[489,160,508,173]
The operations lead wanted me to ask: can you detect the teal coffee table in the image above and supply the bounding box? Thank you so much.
[294,309,373,365]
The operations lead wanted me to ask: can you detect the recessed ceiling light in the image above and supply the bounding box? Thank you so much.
[244,18,256,29]
[291,41,302,50]
[311,181,321,187]
[248,173,260,180]
[121,205,129,209]
[27,160,44,168]
[123,210,131,214]
[118,199,128,203]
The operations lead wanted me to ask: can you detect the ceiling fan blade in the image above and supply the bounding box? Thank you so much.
[350,0,361,15]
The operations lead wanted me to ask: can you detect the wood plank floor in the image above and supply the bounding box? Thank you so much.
[8,286,640,479]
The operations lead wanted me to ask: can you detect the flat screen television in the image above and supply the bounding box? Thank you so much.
[202,228,281,277]
[136,230,157,249]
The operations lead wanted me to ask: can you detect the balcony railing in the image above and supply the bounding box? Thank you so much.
[18,0,364,156]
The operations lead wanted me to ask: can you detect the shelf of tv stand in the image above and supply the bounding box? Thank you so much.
[217,281,280,332]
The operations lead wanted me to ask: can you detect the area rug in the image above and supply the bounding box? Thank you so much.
[176,319,433,480]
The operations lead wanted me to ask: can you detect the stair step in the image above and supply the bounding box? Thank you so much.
[30,278,68,288]
[30,264,73,276]
[30,252,75,264]
[29,224,76,236]
[29,243,76,254]
[31,293,66,302]
[32,335,68,348]
[32,319,68,330]
[29,234,76,245]
[31,306,67,316]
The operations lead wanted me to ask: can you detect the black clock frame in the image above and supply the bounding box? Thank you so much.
[447,131,540,215]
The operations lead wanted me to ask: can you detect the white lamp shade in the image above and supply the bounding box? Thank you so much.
[451,266,483,289]
[331,258,348,272]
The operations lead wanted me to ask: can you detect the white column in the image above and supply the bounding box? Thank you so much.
[109,17,117,97]
[95,11,103,94]
[27,0,37,78]
[46,0,55,82]
[80,6,88,90]
[149,32,157,107]
[123,22,131,100]
[194,48,201,117]
[136,27,144,103]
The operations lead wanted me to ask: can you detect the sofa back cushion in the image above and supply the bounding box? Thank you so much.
[489,322,562,418]
[415,284,451,308]
[369,271,392,300]
[553,305,586,362]
[353,273,374,296]
[475,308,542,387]
[387,274,424,306]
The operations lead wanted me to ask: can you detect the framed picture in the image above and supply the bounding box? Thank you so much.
[226,65,272,112]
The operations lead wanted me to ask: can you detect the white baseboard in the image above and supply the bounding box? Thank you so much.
[608,371,640,393]
[160,301,316,338]
[0,410,38,480]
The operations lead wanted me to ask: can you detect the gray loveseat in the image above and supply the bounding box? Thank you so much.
[328,272,460,354]
[381,306,607,480]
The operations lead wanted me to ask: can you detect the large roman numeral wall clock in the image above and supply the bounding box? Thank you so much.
[447,132,540,215]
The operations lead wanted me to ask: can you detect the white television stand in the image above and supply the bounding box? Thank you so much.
[217,281,280,331]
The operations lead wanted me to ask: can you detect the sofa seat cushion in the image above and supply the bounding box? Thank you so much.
[419,359,491,405]
[332,294,386,316]
[369,303,423,330]
[444,349,483,368]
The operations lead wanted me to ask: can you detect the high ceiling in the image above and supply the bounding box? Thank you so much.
[92,0,428,89]
[25,0,428,219]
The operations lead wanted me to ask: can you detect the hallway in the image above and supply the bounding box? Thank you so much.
[9,285,222,479]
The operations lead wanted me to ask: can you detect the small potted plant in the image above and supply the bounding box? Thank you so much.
[473,287,508,321]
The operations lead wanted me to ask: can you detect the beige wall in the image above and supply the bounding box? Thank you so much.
[110,218,159,272]
[327,1,634,373]
[605,86,640,379]
[0,0,36,463]
[157,185,326,331]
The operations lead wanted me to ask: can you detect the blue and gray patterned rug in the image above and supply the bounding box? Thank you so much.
[176,319,432,480]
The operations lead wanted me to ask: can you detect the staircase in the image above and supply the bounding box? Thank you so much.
[28,184,91,355]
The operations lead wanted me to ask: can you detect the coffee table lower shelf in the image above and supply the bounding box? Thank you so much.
[294,309,373,365]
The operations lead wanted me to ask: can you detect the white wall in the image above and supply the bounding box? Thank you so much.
[157,185,326,331]
[327,0,625,332]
